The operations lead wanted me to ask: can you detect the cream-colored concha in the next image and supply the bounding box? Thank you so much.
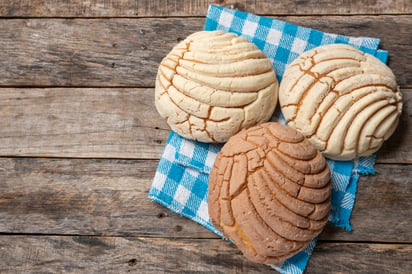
[279,44,402,160]
[155,30,278,143]
[208,122,331,264]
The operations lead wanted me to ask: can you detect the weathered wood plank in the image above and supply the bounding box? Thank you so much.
[0,88,169,159]
[0,0,139,17]
[308,242,411,273]
[319,163,412,242]
[0,235,410,273]
[0,18,194,88]
[0,1,410,17]
[0,158,216,238]
[0,17,410,88]
[0,158,410,242]
[0,235,269,273]
[0,88,410,162]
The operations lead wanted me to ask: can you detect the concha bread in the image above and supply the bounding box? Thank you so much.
[208,122,331,264]
[155,30,278,143]
[279,43,402,160]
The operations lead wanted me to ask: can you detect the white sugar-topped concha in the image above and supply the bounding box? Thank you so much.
[155,30,278,143]
[279,44,402,161]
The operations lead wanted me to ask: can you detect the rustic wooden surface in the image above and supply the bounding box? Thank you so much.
[0,1,410,273]
[0,17,411,87]
[0,0,410,17]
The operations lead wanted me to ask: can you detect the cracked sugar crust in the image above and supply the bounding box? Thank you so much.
[279,43,402,160]
[155,30,279,143]
[208,122,331,264]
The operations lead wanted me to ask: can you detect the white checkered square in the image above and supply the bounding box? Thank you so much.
[341,192,355,209]
[179,139,194,159]
[242,20,258,37]
[332,172,348,192]
[162,143,176,162]
[151,171,166,191]
[205,150,217,170]
[322,33,338,44]
[218,11,234,28]
[174,185,191,206]
[349,36,363,47]
[266,28,282,45]
[290,38,307,54]
[197,200,209,222]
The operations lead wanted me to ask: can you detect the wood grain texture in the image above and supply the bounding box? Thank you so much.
[320,163,412,242]
[0,88,410,162]
[308,242,412,273]
[0,1,410,17]
[0,1,410,273]
[0,235,410,273]
[0,19,195,87]
[0,158,215,238]
[0,0,139,17]
[0,17,410,88]
[0,235,270,273]
[0,88,169,159]
[0,158,410,242]
[135,1,412,17]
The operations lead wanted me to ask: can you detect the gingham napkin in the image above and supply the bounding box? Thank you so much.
[149,5,387,274]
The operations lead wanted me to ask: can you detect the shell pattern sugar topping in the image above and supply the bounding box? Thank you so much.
[208,122,331,264]
[155,30,278,143]
[279,44,402,160]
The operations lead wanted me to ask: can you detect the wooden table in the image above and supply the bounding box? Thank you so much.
[0,1,410,273]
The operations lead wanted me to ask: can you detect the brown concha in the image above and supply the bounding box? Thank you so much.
[208,122,331,264]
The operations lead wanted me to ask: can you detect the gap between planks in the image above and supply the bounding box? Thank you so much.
[0,233,410,245]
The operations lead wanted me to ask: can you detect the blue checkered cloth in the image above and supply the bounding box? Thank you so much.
[149,5,386,274]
